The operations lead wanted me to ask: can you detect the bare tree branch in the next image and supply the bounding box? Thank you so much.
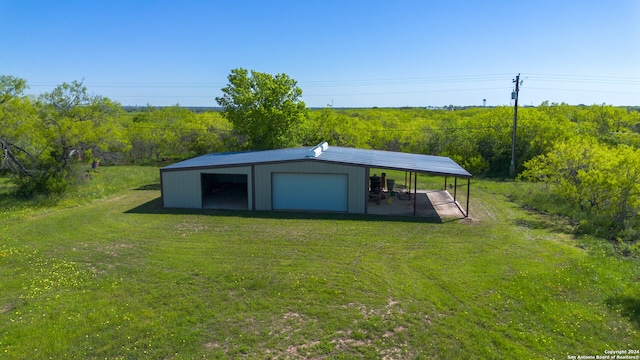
[0,137,34,176]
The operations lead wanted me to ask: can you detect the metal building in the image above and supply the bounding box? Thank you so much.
[160,142,472,215]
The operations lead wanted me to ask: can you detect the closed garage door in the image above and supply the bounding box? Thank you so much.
[272,173,348,212]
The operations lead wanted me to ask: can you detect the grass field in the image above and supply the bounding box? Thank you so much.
[1,167,639,359]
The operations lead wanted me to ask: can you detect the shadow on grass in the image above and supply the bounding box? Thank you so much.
[134,183,161,191]
[513,218,573,234]
[125,197,443,224]
[511,206,575,237]
[606,296,640,330]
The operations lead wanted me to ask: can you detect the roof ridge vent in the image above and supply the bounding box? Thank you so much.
[306,141,329,158]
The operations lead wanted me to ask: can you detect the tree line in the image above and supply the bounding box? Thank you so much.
[2,71,639,243]
[316,104,639,243]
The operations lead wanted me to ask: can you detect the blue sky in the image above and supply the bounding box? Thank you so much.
[2,0,639,107]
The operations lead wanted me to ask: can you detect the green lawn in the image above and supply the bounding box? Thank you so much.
[0,167,638,359]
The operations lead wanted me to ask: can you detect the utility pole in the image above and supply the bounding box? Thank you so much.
[510,74,522,177]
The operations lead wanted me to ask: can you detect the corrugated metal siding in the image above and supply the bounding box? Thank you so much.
[254,160,365,213]
[162,166,252,208]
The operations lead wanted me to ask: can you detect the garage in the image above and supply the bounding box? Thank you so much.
[160,142,471,216]
[272,173,348,212]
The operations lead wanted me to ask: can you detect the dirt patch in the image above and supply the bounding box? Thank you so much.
[459,217,480,225]
[2,303,14,314]
[101,243,134,256]
[176,221,209,236]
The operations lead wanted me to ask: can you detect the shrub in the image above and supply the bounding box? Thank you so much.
[520,138,640,249]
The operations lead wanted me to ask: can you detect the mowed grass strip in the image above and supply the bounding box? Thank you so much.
[0,168,639,359]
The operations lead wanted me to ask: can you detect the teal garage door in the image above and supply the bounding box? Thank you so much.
[272,173,348,212]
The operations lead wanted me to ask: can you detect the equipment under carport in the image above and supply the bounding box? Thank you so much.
[369,174,384,204]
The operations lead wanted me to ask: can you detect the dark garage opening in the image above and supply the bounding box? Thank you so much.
[201,173,248,210]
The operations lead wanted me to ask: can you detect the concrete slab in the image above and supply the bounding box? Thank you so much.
[426,190,466,219]
[366,189,465,219]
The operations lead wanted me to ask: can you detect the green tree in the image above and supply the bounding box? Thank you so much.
[36,80,124,168]
[301,108,371,148]
[520,138,640,241]
[0,75,27,104]
[125,106,233,163]
[0,75,37,176]
[126,106,159,162]
[2,79,124,195]
[215,68,308,150]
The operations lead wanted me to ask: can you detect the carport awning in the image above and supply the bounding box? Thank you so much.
[312,146,471,177]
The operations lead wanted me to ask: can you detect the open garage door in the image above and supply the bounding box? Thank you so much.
[201,173,248,210]
[272,173,348,212]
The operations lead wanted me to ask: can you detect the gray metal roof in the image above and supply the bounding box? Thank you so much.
[162,145,472,177]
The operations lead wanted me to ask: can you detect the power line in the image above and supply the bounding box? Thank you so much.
[302,87,511,97]
[299,74,514,87]
[526,86,640,95]
[26,73,640,89]
[526,73,640,85]
[22,73,640,105]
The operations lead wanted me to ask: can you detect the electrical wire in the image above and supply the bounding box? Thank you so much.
[23,73,640,101]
